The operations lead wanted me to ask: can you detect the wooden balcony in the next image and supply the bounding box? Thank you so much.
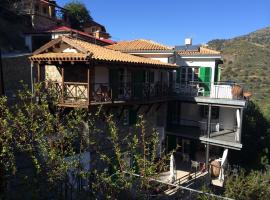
[46,81,173,108]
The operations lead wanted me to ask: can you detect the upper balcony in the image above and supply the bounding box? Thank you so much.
[173,81,247,107]
[46,81,173,108]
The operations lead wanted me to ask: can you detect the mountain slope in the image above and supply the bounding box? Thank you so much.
[208,27,270,118]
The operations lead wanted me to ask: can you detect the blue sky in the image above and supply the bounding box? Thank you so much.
[58,0,270,46]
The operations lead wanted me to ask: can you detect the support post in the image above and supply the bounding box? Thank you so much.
[238,108,244,143]
[205,104,212,171]
[37,63,41,83]
[87,63,94,106]
[30,62,34,94]
[61,67,64,103]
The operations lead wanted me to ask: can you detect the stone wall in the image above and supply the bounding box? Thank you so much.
[2,55,32,96]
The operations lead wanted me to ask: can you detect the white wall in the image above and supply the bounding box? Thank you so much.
[151,57,169,63]
[176,58,217,83]
[219,107,235,130]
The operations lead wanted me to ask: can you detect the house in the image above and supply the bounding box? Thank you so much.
[17,0,69,31]
[25,26,115,52]
[83,20,111,40]
[108,38,247,185]
[29,36,176,162]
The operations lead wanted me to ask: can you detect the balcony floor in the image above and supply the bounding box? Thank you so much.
[173,95,246,107]
[166,125,242,150]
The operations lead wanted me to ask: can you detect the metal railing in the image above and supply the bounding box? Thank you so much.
[174,81,244,100]
[168,118,240,143]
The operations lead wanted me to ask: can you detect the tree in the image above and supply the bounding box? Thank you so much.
[64,1,93,30]
[225,170,270,200]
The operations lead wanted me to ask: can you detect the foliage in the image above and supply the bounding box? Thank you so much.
[64,0,93,30]
[0,84,170,199]
[229,101,270,170]
[0,84,86,199]
[225,170,270,200]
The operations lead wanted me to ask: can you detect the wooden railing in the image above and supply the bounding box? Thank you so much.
[45,81,173,106]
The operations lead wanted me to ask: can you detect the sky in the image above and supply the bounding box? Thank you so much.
[58,0,270,46]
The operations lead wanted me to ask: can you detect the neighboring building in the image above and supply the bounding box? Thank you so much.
[17,0,69,30]
[25,26,115,52]
[83,20,111,40]
[108,38,247,186]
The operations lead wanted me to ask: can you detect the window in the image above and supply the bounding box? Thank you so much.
[200,106,219,119]
[180,67,199,84]
[145,71,154,83]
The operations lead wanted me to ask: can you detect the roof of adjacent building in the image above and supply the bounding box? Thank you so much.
[29,36,176,68]
[176,46,221,56]
[107,39,173,52]
[48,26,116,45]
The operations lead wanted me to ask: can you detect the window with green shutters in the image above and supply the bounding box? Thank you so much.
[199,67,212,96]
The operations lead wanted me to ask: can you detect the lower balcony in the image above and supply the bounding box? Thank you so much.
[166,120,242,150]
[46,81,173,107]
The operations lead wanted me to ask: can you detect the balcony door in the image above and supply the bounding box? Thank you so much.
[199,67,212,96]
[177,67,199,86]
[132,70,145,99]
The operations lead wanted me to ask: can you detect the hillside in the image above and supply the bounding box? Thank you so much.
[208,27,270,118]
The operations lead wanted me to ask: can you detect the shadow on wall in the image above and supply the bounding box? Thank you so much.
[229,101,270,170]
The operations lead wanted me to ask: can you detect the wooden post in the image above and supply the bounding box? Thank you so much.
[37,63,41,83]
[61,67,64,104]
[87,63,94,106]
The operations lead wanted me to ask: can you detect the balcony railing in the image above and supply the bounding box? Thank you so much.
[174,81,244,100]
[46,81,173,106]
[168,118,241,144]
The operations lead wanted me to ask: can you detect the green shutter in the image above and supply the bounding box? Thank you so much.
[167,135,177,152]
[199,67,212,96]
[129,108,137,125]
[109,69,119,100]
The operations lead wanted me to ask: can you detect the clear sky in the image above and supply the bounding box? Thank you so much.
[58,0,270,46]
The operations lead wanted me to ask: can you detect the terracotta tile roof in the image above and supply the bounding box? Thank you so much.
[107,39,172,52]
[30,37,176,68]
[177,46,220,56]
[30,53,89,62]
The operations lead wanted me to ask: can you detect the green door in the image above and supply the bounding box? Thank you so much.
[109,69,119,100]
[199,67,212,96]
[167,134,177,152]
[132,70,145,99]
